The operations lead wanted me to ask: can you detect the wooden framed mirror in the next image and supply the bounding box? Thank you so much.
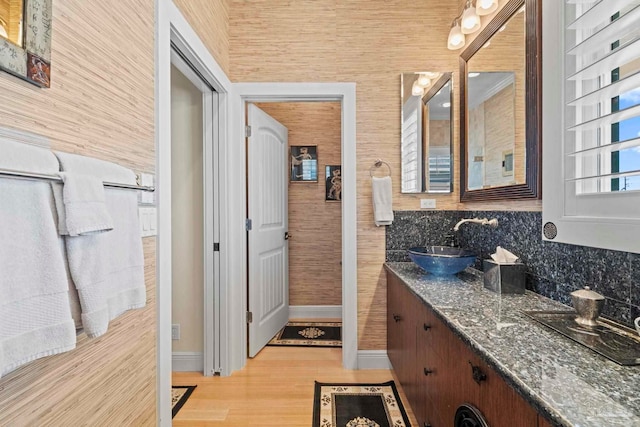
[459,0,541,201]
[401,72,454,193]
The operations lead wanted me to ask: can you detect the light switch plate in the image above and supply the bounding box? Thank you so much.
[138,207,157,237]
[420,199,437,209]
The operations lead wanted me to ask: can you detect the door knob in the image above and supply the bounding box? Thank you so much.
[284,232,291,240]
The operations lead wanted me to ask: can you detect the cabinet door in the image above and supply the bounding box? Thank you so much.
[387,273,419,409]
[416,305,439,427]
[476,357,538,427]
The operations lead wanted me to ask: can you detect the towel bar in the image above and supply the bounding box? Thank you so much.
[370,159,392,177]
[0,167,155,192]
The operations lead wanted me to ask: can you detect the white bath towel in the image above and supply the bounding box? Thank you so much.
[0,139,76,378]
[52,172,114,236]
[55,152,145,338]
[372,176,394,226]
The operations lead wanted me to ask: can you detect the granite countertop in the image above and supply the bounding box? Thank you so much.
[384,262,640,427]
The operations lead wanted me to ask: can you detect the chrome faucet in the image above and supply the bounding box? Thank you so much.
[453,217,499,231]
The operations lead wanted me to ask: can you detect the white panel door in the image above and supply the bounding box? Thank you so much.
[247,104,289,357]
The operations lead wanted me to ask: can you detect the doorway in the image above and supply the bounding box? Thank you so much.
[170,56,207,372]
[169,46,221,376]
[228,84,358,373]
[246,102,343,358]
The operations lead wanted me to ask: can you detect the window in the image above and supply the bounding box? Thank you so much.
[542,0,640,254]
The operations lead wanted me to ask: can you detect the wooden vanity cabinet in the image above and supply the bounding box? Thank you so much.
[387,270,539,427]
[387,271,420,408]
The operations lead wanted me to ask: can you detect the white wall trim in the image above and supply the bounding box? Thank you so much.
[230,83,358,372]
[172,352,204,372]
[289,305,342,319]
[357,350,391,370]
[156,1,233,425]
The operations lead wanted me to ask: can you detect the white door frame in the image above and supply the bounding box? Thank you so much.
[157,2,358,425]
[230,84,358,373]
[156,1,232,425]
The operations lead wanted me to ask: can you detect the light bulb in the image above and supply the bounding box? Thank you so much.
[412,82,424,97]
[447,19,466,50]
[461,1,481,34]
[417,74,431,87]
[476,0,498,16]
[442,102,451,108]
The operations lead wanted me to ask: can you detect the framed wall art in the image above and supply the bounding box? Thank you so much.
[290,145,318,182]
[325,165,342,201]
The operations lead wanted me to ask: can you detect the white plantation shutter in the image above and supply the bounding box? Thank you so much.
[543,0,640,254]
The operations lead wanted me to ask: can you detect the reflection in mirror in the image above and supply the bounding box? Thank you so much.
[466,71,517,190]
[460,0,540,201]
[0,0,24,47]
[466,7,524,191]
[401,72,453,193]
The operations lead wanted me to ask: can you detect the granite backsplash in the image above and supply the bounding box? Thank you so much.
[385,210,639,328]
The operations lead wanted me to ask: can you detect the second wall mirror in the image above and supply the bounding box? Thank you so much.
[459,0,540,201]
[401,72,453,194]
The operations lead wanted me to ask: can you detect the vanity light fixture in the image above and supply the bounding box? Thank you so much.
[417,74,431,87]
[447,18,466,50]
[0,17,8,39]
[461,0,481,34]
[412,81,425,97]
[476,0,499,16]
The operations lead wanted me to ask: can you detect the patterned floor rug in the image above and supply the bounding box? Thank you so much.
[268,321,342,347]
[312,381,411,427]
[172,385,196,418]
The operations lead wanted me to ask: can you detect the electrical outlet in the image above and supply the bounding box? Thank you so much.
[171,324,180,340]
[420,199,436,209]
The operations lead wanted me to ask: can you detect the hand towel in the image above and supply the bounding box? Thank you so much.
[0,139,76,378]
[372,176,394,226]
[55,153,145,338]
[51,172,114,236]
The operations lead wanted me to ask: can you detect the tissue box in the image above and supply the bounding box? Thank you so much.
[483,259,526,294]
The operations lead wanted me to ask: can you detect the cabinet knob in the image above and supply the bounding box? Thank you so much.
[423,323,431,331]
[423,367,433,376]
[469,362,487,384]
[393,314,401,322]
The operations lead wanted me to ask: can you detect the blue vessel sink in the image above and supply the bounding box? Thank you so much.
[408,246,476,275]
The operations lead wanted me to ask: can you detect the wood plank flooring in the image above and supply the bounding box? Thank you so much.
[172,346,417,426]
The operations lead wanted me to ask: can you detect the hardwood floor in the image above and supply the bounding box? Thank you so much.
[172,346,417,426]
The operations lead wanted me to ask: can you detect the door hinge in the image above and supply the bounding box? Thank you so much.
[245,218,252,231]
[245,125,252,137]
[246,311,253,323]
[213,242,220,252]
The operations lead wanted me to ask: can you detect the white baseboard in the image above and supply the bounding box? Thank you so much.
[357,350,391,370]
[289,305,342,319]
[172,352,204,372]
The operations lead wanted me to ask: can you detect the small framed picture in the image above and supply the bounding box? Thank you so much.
[290,146,318,182]
[325,165,342,201]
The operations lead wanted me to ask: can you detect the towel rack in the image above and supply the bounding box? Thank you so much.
[369,159,392,177]
[0,167,155,192]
